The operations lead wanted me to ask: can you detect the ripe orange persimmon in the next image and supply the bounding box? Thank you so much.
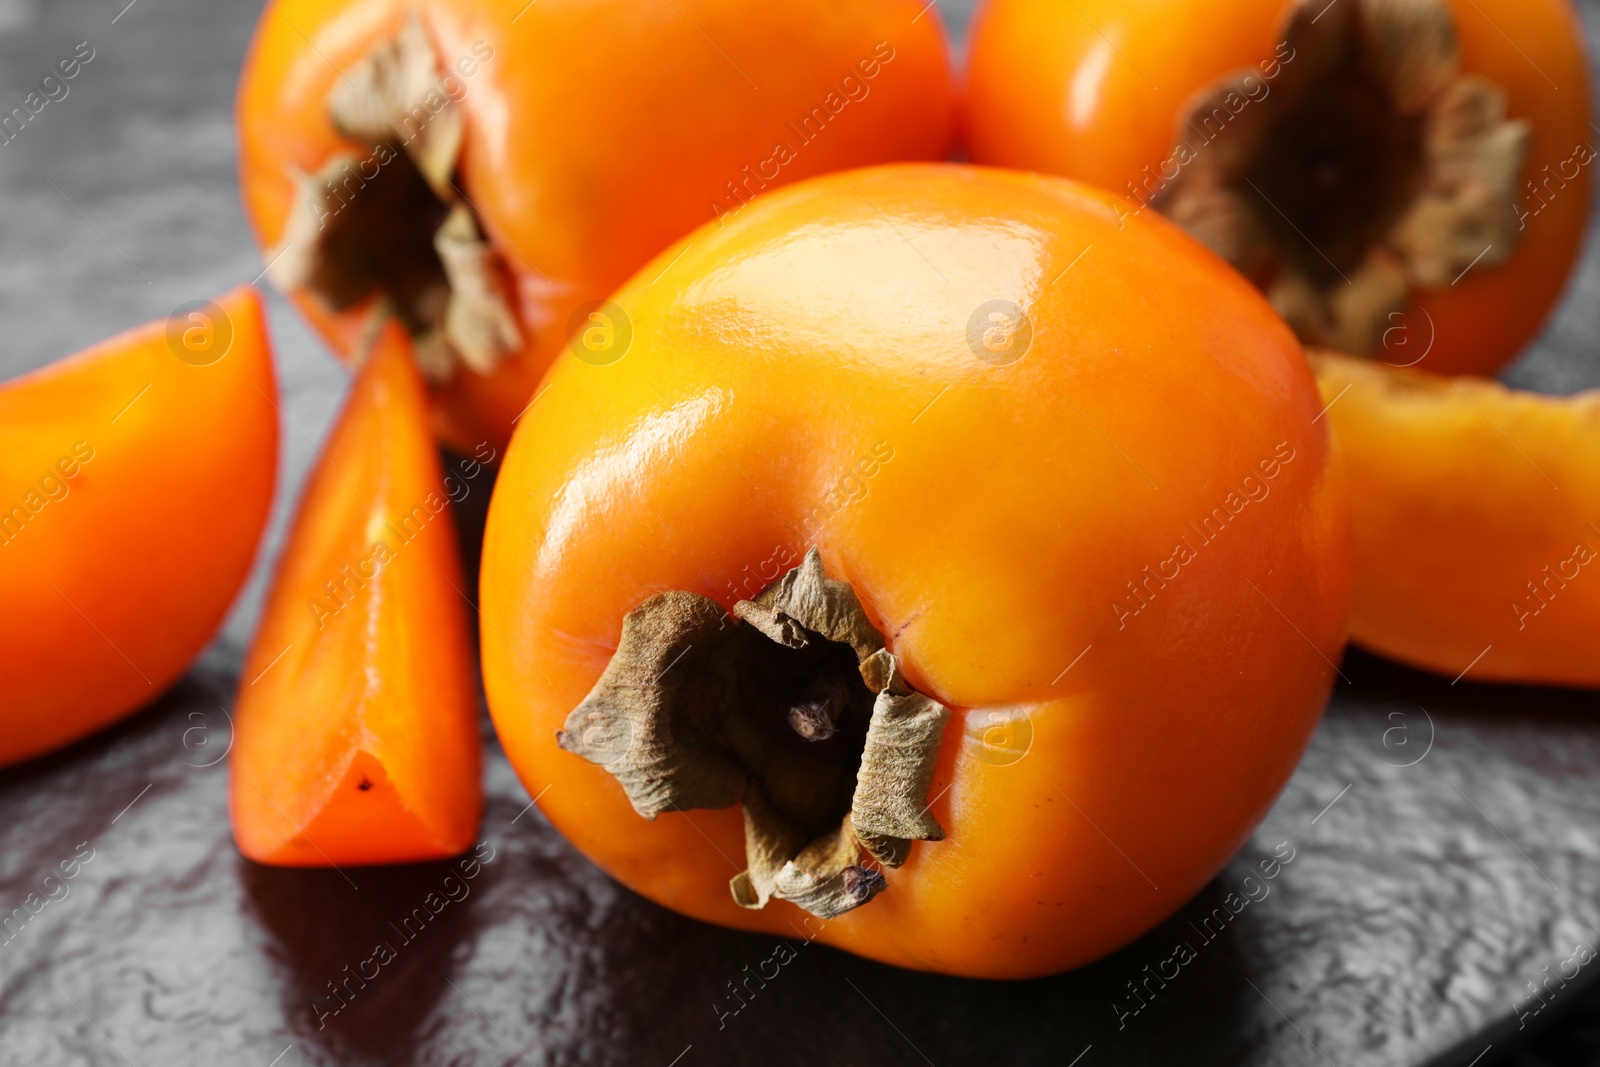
[1312,351,1600,688]
[236,0,956,453]
[479,164,1351,977]
[966,0,1592,374]
[0,287,278,767]
[232,320,482,866]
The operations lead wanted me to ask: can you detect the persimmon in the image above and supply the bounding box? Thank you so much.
[232,320,481,867]
[1311,351,1600,688]
[479,164,1351,977]
[0,287,277,768]
[236,0,957,453]
[965,0,1592,374]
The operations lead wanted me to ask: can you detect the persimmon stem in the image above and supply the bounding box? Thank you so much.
[557,549,951,919]
[789,673,850,741]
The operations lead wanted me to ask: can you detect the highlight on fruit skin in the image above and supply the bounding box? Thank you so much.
[964,0,1593,376]
[235,0,958,453]
[1311,350,1600,689]
[0,286,279,768]
[231,320,483,868]
[479,162,1352,978]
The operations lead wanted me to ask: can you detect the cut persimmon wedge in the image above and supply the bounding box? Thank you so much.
[1311,350,1600,688]
[0,286,278,767]
[231,320,481,866]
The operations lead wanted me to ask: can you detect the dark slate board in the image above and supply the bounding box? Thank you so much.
[2,1,1599,1065]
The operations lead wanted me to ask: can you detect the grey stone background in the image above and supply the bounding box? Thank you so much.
[1,2,1598,1066]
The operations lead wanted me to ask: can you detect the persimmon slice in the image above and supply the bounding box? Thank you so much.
[231,320,481,866]
[1311,350,1600,688]
[0,286,278,767]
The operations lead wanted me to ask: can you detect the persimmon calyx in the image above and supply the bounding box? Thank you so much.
[1156,0,1530,356]
[557,548,951,919]
[266,13,522,382]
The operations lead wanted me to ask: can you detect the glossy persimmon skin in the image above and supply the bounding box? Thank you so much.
[0,287,278,767]
[236,0,957,453]
[232,321,482,867]
[479,164,1352,977]
[964,0,1593,376]
[1313,351,1600,688]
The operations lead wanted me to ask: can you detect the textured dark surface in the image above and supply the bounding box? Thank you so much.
[2,1,1599,1065]
[6,635,1600,1067]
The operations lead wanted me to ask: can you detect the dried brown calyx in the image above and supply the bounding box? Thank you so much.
[268,14,521,382]
[558,549,951,919]
[1156,0,1530,356]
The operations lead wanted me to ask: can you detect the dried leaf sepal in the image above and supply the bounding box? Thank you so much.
[558,549,950,919]
[266,13,521,382]
[1156,0,1530,355]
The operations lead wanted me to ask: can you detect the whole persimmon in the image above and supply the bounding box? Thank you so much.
[236,0,957,453]
[0,288,278,767]
[965,0,1592,374]
[479,164,1352,977]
